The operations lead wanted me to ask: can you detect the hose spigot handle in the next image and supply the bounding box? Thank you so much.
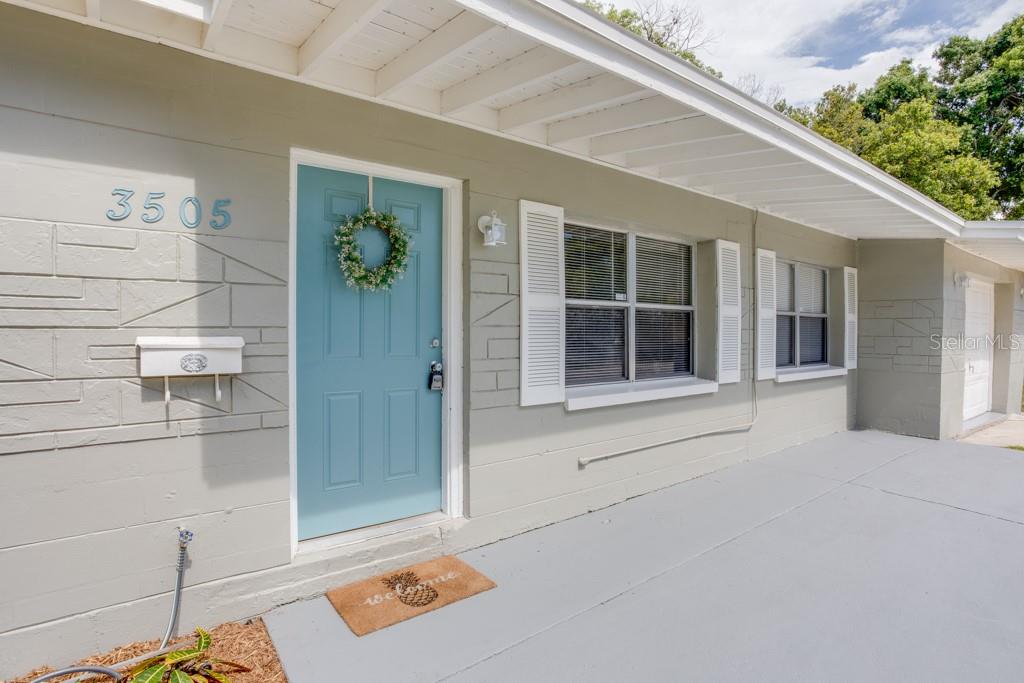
[177,527,194,547]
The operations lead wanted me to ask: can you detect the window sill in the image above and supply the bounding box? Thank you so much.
[565,377,718,411]
[774,366,848,383]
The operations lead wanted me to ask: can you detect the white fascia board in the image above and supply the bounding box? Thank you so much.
[451,0,967,236]
[961,221,1024,240]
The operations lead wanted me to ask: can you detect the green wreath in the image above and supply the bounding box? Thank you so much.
[333,208,411,291]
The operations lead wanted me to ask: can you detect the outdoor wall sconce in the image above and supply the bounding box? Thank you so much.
[136,336,245,404]
[953,272,973,289]
[477,210,507,247]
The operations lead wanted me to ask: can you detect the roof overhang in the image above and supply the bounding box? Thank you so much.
[5,0,1024,270]
[955,222,1024,271]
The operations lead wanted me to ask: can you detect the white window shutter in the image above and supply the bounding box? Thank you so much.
[716,239,742,384]
[519,200,565,406]
[843,266,858,369]
[755,248,776,381]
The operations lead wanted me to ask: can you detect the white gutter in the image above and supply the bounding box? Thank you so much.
[961,221,1024,241]
[453,0,966,236]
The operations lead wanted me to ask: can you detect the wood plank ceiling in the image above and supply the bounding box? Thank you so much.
[12,0,1021,267]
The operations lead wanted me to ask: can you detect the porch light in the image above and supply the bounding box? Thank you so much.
[478,210,507,247]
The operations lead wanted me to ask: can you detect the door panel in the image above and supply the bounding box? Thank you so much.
[297,165,443,540]
[963,280,994,421]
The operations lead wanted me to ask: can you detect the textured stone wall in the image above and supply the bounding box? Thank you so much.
[857,239,1024,438]
[0,219,288,455]
[858,299,945,376]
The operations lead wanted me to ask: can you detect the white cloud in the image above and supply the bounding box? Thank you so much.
[684,0,1024,105]
[882,23,949,46]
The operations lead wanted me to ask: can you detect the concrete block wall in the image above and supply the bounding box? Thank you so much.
[0,219,289,455]
[0,219,292,657]
[0,5,857,675]
[857,239,1024,438]
[464,209,857,520]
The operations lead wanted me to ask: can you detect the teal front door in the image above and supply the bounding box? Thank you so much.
[296,164,443,540]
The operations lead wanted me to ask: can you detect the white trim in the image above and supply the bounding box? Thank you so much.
[288,148,464,557]
[774,365,847,383]
[452,0,965,236]
[9,0,970,245]
[565,376,718,410]
[295,511,450,555]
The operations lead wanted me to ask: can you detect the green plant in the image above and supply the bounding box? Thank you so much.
[126,628,249,683]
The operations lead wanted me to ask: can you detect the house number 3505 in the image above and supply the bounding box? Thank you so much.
[105,188,233,230]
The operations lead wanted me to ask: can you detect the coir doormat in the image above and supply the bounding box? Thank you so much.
[326,555,496,636]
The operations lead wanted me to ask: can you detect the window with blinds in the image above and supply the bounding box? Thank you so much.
[564,225,694,387]
[776,260,828,367]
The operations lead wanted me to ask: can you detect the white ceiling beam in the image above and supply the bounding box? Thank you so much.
[762,193,879,207]
[85,0,101,18]
[622,135,768,169]
[547,96,693,144]
[441,46,578,115]
[656,151,798,180]
[667,162,814,185]
[734,187,867,204]
[201,0,233,50]
[376,12,496,98]
[452,0,965,235]
[298,0,391,77]
[786,203,909,216]
[784,209,912,222]
[815,218,928,229]
[498,73,646,130]
[591,116,735,156]
[704,175,843,195]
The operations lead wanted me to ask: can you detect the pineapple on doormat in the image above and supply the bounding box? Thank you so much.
[382,571,439,608]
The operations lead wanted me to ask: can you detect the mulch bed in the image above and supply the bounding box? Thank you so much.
[9,619,286,683]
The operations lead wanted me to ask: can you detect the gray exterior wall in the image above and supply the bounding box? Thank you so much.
[857,239,1024,438]
[0,5,856,676]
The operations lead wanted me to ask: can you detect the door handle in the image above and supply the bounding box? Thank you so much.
[428,361,444,392]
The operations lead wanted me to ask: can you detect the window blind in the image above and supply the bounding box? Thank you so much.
[776,261,794,312]
[798,266,827,314]
[636,237,691,306]
[636,309,692,379]
[799,317,827,364]
[776,315,794,367]
[565,306,627,385]
[564,225,627,301]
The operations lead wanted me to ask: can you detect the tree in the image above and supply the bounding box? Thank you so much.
[861,99,999,219]
[583,0,722,77]
[808,84,874,154]
[783,84,998,219]
[734,73,784,107]
[935,15,1024,216]
[859,59,937,122]
[773,99,812,126]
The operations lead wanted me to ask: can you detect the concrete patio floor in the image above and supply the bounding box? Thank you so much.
[961,413,1024,448]
[264,430,1024,682]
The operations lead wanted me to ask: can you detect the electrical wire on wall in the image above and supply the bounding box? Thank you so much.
[578,210,762,468]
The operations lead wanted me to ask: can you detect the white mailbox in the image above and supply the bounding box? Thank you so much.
[136,336,245,403]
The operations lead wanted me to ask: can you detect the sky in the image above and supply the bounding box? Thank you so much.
[684,0,1024,105]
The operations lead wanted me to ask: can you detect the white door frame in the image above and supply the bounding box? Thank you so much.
[963,275,994,422]
[288,147,464,556]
